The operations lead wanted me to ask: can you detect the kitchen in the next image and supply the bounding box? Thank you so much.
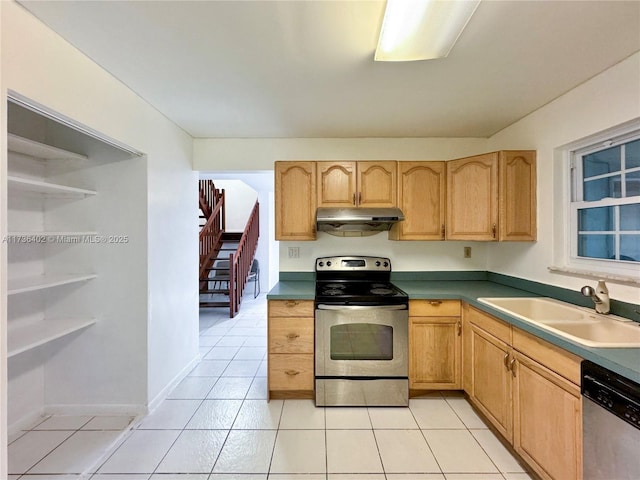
[2,0,640,478]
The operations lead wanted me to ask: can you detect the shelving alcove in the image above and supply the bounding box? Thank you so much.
[5,100,145,434]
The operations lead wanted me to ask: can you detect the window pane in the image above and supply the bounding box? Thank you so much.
[583,146,621,178]
[620,235,640,262]
[627,139,640,169]
[626,170,640,197]
[578,234,614,260]
[584,175,622,201]
[620,204,640,231]
[578,207,614,231]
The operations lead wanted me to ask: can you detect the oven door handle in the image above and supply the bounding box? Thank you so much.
[316,304,407,311]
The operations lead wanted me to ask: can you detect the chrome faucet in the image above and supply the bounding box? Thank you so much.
[581,280,610,314]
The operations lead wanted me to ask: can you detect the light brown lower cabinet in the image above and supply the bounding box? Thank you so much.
[463,303,582,480]
[267,299,315,400]
[409,300,461,391]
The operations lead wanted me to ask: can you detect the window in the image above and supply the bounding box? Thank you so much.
[570,131,640,268]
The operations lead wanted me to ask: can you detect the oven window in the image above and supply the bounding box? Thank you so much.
[330,323,393,360]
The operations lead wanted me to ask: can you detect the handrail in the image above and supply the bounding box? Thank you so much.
[228,200,260,317]
[199,180,225,287]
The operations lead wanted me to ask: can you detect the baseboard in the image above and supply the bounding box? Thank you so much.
[147,352,201,413]
[44,404,148,416]
[8,408,45,437]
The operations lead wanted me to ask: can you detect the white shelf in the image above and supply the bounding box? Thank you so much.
[8,273,97,295]
[8,133,88,161]
[8,175,97,197]
[8,317,96,358]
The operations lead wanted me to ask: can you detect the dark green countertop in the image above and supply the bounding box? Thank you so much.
[267,279,640,384]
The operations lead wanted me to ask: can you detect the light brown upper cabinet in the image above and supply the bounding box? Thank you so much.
[317,161,397,208]
[446,151,536,241]
[275,161,317,241]
[390,161,446,240]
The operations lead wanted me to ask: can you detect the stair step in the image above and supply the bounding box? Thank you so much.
[200,301,231,307]
[199,289,230,294]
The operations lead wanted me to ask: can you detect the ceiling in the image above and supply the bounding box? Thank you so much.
[18,1,640,139]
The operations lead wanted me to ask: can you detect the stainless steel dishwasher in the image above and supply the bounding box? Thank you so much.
[582,360,640,479]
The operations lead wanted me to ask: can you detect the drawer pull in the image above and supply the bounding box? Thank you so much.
[510,358,517,377]
[428,300,442,306]
[503,353,510,371]
[285,369,300,376]
[286,333,300,340]
[285,300,299,307]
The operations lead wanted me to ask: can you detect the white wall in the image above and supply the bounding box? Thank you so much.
[486,52,640,304]
[1,0,199,436]
[209,179,258,232]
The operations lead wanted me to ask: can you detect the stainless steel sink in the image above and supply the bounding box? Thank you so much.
[477,297,640,348]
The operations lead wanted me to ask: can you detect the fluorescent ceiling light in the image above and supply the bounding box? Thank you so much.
[375,0,481,62]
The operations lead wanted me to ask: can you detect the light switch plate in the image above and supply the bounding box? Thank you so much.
[288,247,300,258]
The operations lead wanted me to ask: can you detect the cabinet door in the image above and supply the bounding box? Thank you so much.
[446,153,498,240]
[409,316,461,390]
[391,162,445,240]
[357,161,397,208]
[317,162,357,207]
[469,324,513,442]
[499,151,537,241]
[275,161,316,240]
[513,352,582,480]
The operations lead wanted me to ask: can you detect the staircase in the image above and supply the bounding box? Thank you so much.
[199,180,260,317]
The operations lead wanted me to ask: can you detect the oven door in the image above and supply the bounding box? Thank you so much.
[315,304,408,378]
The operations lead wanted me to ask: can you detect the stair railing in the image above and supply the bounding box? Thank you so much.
[199,180,225,287]
[228,200,260,317]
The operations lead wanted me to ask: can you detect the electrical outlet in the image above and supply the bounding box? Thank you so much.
[464,246,472,258]
[288,247,300,259]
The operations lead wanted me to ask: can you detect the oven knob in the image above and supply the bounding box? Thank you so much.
[327,261,332,267]
[318,261,324,267]
[383,261,389,267]
[375,261,381,267]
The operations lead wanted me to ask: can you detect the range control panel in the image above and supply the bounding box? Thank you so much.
[315,256,391,272]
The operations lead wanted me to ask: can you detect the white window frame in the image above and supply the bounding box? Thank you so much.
[560,120,640,282]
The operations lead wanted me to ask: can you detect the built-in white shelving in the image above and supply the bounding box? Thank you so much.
[8,273,97,295]
[8,317,97,358]
[8,175,97,197]
[8,133,88,162]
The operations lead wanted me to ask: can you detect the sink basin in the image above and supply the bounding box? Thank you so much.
[477,297,640,348]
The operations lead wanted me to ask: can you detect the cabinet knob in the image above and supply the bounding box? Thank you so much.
[286,333,300,340]
[492,223,497,238]
[285,369,300,376]
[510,358,517,377]
[441,224,445,239]
[352,193,356,205]
[503,353,510,371]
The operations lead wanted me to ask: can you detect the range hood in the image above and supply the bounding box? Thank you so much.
[316,207,405,237]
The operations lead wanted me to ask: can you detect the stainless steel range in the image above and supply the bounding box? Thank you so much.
[314,256,409,406]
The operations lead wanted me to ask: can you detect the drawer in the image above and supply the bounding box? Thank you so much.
[410,299,460,317]
[464,304,512,345]
[269,353,314,391]
[269,317,314,353]
[268,299,314,318]
[513,328,582,386]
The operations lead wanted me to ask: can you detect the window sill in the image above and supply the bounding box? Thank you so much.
[548,266,640,285]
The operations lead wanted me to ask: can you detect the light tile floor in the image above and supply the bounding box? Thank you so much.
[8,294,534,480]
